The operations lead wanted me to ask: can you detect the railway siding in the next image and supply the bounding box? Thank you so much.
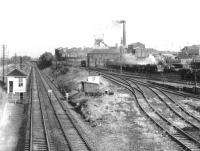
[99,71,200,151]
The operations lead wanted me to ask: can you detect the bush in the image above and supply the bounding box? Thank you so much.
[38,52,53,69]
[57,81,73,94]
[60,66,69,74]
[55,48,65,61]
[51,61,69,75]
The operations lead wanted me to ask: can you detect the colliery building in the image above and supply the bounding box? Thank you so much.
[177,45,200,68]
[87,42,159,67]
[127,42,158,58]
[180,45,200,57]
[87,48,120,67]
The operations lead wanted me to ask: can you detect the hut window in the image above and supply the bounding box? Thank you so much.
[19,78,23,87]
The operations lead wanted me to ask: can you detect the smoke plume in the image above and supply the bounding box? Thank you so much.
[122,54,157,65]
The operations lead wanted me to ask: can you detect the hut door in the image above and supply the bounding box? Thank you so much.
[9,81,13,93]
[20,93,23,100]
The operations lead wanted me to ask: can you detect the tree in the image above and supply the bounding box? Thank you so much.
[38,52,53,69]
[55,48,65,61]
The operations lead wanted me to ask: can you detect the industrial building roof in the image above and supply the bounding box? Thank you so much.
[182,45,200,50]
[88,48,119,54]
[128,42,145,48]
[7,68,27,77]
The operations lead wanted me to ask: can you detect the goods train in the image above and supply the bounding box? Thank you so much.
[80,59,186,73]
[80,59,164,73]
[105,60,163,73]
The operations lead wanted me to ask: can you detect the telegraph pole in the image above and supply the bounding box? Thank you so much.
[192,58,197,94]
[20,56,22,69]
[15,53,17,68]
[194,69,197,94]
[2,45,5,83]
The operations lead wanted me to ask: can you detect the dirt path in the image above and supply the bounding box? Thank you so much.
[0,102,24,151]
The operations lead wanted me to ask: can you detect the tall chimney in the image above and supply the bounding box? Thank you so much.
[122,21,126,47]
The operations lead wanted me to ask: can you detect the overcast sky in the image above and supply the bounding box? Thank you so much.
[0,0,200,57]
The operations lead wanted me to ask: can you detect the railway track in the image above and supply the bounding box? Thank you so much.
[91,67,198,87]
[134,83,200,126]
[25,64,200,151]
[25,66,51,151]
[98,68,200,99]
[99,72,200,151]
[147,85,200,127]
[119,75,200,130]
[34,64,95,151]
[132,81,200,140]
[90,68,200,113]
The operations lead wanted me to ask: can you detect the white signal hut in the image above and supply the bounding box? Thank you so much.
[87,72,100,84]
[6,68,27,100]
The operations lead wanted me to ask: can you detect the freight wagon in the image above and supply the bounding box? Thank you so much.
[105,60,163,73]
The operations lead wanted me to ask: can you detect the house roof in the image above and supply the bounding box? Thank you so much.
[6,68,27,77]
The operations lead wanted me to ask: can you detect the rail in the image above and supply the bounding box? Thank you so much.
[99,71,200,150]
[34,64,95,151]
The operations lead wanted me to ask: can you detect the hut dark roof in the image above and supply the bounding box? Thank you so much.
[6,68,27,77]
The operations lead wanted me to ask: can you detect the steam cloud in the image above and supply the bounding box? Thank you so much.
[122,54,157,65]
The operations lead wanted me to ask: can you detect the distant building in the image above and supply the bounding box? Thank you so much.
[127,42,145,54]
[87,48,120,67]
[177,45,200,68]
[6,68,27,100]
[182,45,200,55]
[127,42,158,58]
[179,45,200,59]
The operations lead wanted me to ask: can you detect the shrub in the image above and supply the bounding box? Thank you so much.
[38,52,53,69]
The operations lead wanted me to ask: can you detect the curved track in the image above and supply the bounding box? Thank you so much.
[99,71,200,151]
[132,81,200,142]
[124,77,200,130]
[99,68,200,99]
[92,67,197,87]
[93,69,200,127]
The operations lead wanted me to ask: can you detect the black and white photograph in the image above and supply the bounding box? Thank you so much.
[0,0,200,150]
